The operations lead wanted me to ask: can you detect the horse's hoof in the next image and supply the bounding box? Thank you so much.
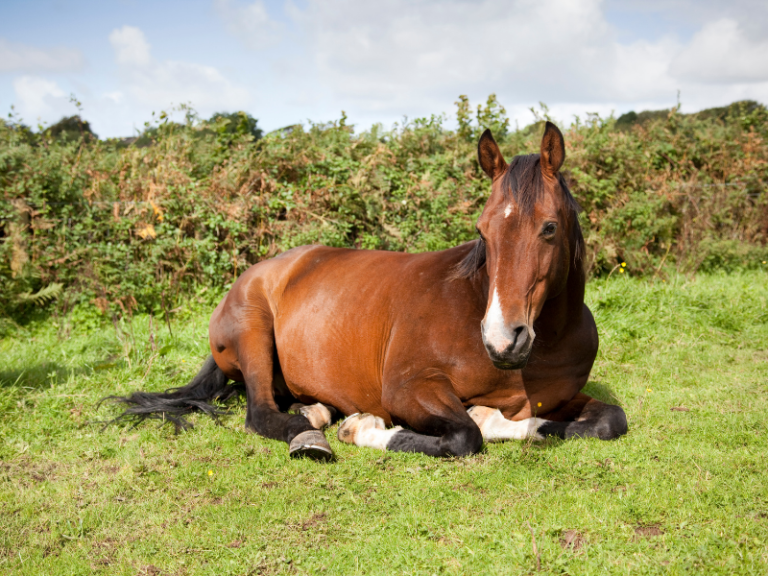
[337,413,385,445]
[289,430,335,462]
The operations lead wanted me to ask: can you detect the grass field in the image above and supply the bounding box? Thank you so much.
[1,270,767,575]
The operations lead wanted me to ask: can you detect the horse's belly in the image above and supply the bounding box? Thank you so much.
[274,315,389,420]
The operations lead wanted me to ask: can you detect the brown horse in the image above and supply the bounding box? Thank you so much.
[107,122,627,460]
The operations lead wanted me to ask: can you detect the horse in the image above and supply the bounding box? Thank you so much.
[105,122,627,460]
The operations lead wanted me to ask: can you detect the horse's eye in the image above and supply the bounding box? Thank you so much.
[542,222,557,237]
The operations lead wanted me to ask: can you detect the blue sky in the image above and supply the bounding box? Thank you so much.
[2,0,767,138]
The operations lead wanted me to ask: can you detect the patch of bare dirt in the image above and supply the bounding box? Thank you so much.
[436,536,463,547]
[560,530,586,551]
[634,525,664,539]
[454,482,487,495]
[2,459,59,486]
[119,434,139,447]
[301,512,327,531]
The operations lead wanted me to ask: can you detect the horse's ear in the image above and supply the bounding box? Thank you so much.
[478,129,507,180]
[540,121,565,176]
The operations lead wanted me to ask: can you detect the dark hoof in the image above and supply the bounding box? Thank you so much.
[289,430,335,462]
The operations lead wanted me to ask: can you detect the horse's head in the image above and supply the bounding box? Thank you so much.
[469,122,581,370]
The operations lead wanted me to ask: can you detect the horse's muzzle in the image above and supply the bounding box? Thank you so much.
[481,322,534,370]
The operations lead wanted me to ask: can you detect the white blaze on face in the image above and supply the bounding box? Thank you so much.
[483,287,512,353]
[504,203,513,218]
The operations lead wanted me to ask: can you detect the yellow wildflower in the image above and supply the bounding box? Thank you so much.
[149,200,164,222]
[208,470,213,476]
[621,262,626,267]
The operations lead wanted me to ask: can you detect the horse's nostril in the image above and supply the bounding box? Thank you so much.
[507,325,533,357]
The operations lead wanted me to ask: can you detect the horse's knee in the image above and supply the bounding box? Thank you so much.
[439,423,483,457]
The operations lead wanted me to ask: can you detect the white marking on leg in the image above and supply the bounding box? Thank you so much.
[468,406,546,441]
[299,403,332,429]
[483,288,512,353]
[337,413,403,450]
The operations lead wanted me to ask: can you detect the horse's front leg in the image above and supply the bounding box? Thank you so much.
[467,406,548,442]
[337,376,483,457]
[535,392,627,440]
[468,393,627,442]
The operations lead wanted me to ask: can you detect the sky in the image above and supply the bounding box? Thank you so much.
[1,0,768,138]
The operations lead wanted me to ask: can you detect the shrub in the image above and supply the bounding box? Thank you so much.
[1,99,766,322]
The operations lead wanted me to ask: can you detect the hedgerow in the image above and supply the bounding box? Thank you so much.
[1,98,766,324]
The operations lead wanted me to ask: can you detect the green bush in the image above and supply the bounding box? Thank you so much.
[1,98,766,323]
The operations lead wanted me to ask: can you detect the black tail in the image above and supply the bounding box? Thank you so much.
[100,356,245,432]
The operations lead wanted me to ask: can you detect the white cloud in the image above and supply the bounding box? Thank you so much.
[103,91,124,104]
[12,76,71,124]
[0,39,84,73]
[214,0,283,50]
[108,25,249,111]
[612,37,680,101]
[671,19,768,84]
[6,2,768,139]
[109,26,152,67]
[275,0,768,128]
[285,0,661,114]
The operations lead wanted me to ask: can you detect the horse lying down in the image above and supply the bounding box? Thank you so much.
[104,122,627,460]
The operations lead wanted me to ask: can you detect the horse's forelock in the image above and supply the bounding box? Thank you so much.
[501,154,581,219]
[500,154,542,215]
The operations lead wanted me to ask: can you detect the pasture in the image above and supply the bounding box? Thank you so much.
[1,270,766,575]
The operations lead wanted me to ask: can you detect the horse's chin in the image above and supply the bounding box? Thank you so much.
[491,358,528,371]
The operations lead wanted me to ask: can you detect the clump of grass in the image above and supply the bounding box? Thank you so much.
[1,270,767,574]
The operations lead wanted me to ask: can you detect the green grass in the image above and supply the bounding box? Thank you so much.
[1,270,767,575]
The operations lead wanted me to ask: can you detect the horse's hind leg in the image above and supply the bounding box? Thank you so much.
[535,393,628,440]
[288,402,339,430]
[338,377,483,457]
[224,330,335,461]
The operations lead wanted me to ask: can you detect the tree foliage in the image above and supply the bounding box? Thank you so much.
[45,115,98,142]
[1,99,766,322]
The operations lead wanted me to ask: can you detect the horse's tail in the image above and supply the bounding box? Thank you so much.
[100,356,245,432]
